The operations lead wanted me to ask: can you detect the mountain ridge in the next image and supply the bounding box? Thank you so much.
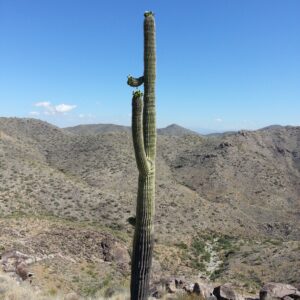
[64,122,200,136]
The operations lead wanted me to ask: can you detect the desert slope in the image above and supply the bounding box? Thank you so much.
[1,117,299,238]
[0,117,299,294]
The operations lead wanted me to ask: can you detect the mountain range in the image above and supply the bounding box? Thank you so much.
[0,117,299,296]
[65,123,200,136]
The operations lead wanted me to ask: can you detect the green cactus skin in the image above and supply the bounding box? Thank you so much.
[128,12,156,300]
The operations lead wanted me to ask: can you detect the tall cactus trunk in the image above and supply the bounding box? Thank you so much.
[130,173,155,299]
[127,11,156,300]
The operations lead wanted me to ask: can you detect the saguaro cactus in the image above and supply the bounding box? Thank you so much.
[127,11,156,300]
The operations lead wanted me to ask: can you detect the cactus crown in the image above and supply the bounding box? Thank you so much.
[144,11,154,17]
[133,90,143,97]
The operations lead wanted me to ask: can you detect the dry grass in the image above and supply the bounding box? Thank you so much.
[0,271,129,300]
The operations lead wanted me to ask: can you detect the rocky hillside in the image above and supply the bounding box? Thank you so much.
[0,117,299,297]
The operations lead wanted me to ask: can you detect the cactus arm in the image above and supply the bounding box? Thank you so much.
[143,14,156,160]
[128,76,144,87]
[132,91,150,176]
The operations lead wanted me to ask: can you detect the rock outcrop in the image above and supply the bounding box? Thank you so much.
[149,278,300,300]
[260,283,300,300]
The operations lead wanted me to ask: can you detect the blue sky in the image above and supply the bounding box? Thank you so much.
[0,0,299,132]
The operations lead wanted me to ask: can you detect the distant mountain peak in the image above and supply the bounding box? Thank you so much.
[258,125,284,131]
[166,123,181,128]
[158,124,200,136]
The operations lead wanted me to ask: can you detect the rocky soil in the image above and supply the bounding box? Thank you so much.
[0,117,299,298]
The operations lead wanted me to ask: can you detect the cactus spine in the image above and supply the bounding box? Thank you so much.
[127,11,156,300]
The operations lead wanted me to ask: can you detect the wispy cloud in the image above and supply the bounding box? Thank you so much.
[78,113,95,119]
[33,101,77,115]
[55,104,77,113]
[35,101,51,108]
[214,118,223,123]
[29,111,40,116]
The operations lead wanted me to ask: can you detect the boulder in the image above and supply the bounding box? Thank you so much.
[64,292,80,300]
[183,283,194,294]
[149,285,164,299]
[260,283,300,300]
[166,279,177,294]
[283,297,295,300]
[101,238,114,262]
[100,237,130,273]
[175,278,186,289]
[213,283,243,300]
[164,277,187,294]
[193,282,214,299]
[15,261,34,282]
[111,246,130,272]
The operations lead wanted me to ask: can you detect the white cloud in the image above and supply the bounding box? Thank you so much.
[35,101,51,108]
[43,111,54,115]
[29,111,40,116]
[215,118,223,123]
[55,104,77,113]
[33,101,77,115]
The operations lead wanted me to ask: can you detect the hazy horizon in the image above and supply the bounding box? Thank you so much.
[1,115,298,135]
